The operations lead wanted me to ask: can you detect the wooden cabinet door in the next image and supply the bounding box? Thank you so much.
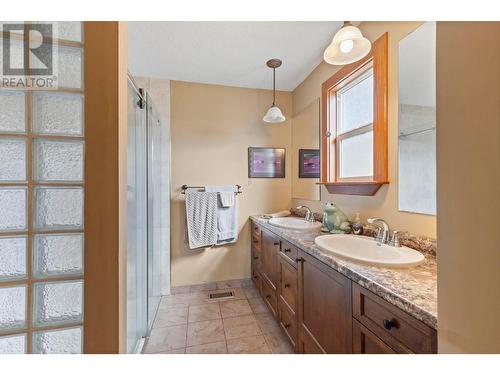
[352,283,436,353]
[297,250,353,354]
[353,320,396,354]
[278,257,297,315]
[261,228,280,291]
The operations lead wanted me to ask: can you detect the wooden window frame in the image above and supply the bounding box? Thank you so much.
[321,33,388,196]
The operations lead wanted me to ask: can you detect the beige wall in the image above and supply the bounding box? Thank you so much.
[170,81,292,286]
[292,21,437,239]
[437,22,500,353]
[292,98,321,200]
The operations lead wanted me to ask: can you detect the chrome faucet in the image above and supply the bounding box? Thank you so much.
[297,206,314,222]
[389,230,402,248]
[367,217,390,244]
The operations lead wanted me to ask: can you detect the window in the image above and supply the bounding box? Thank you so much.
[321,33,388,195]
[336,67,374,179]
[0,22,84,354]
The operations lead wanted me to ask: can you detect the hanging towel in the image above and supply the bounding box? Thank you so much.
[219,192,235,207]
[185,191,218,249]
[205,185,238,245]
[262,210,291,219]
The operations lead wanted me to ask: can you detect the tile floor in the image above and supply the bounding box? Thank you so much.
[143,279,294,354]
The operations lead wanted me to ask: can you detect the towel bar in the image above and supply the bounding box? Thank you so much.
[181,184,243,194]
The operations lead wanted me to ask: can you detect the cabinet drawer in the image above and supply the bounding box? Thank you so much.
[261,229,280,291]
[251,222,261,251]
[251,263,261,292]
[251,233,261,251]
[251,221,261,238]
[353,320,396,354]
[352,283,437,354]
[251,249,261,268]
[280,240,298,266]
[279,259,297,314]
[279,300,297,349]
[261,278,278,317]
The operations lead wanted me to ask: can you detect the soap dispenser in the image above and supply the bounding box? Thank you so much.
[352,213,364,235]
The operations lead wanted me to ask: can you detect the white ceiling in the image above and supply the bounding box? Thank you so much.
[128,21,342,91]
[398,21,436,107]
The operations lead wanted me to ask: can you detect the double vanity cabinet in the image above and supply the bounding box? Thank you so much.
[250,220,437,354]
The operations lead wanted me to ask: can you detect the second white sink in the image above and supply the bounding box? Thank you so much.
[314,234,425,268]
[268,217,322,231]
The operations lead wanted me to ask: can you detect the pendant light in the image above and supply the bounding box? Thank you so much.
[263,58,286,123]
[323,22,371,65]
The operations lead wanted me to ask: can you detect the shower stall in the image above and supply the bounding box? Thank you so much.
[126,76,170,353]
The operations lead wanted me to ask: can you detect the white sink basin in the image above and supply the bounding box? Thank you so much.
[314,234,424,268]
[268,217,322,231]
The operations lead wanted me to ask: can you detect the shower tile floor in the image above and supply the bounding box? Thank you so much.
[143,279,294,354]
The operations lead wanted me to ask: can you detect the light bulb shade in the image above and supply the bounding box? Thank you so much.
[263,105,286,123]
[323,25,371,65]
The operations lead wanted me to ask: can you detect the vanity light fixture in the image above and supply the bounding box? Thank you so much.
[263,58,286,123]
[323,22,371,65]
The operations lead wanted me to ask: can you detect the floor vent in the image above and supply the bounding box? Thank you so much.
[208,290,235,300]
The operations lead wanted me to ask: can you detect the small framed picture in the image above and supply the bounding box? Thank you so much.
[299,149,320,178]
[248,147,285,178]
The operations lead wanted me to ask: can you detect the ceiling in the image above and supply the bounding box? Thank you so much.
[128,22,342,91]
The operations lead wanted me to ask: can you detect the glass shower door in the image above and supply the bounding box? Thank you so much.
[146,98,163,330]
[126,81,165,352]
[126,82,148,353]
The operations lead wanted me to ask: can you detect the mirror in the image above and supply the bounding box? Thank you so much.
[292,98,321,201]
[398,22,436,215]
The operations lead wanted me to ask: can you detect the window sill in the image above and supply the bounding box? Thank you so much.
[318,181,389,196]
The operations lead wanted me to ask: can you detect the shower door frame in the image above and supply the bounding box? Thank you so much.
[127,75,163,353]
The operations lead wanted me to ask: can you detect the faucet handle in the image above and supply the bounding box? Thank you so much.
[389,231,402,247]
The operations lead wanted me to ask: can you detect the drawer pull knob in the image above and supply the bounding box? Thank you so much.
[273,241,279,246]
[295,258,303,263]
[284,283,290,288]
[253,275,259,279]
[383,319,396,330]
[253,239,259,243]
[266,294,271,299]
[284,248,291,253]
[284,323,291,328]
[253,256,259,260]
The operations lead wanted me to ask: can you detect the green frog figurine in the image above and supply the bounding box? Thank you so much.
[321,202,351,234]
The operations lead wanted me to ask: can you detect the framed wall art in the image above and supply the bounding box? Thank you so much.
[299,149,320,178]
[248,147,285,178]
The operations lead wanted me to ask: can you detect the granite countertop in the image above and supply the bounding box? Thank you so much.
[251,215,437,330]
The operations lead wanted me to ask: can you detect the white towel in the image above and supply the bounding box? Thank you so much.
[262,210,291,219]
[219,192,234,207]
[185,191,218,249]
[205,186,238,245]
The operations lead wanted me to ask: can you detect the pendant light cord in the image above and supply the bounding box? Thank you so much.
[272,67,276,106]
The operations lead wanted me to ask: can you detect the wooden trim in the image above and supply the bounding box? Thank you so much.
[321,33,388,195]
[372,34,389,182]
[320,181,388,196]
[83,21,127,354]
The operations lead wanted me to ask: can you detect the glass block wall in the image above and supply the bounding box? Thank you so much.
[0,22,84,354]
